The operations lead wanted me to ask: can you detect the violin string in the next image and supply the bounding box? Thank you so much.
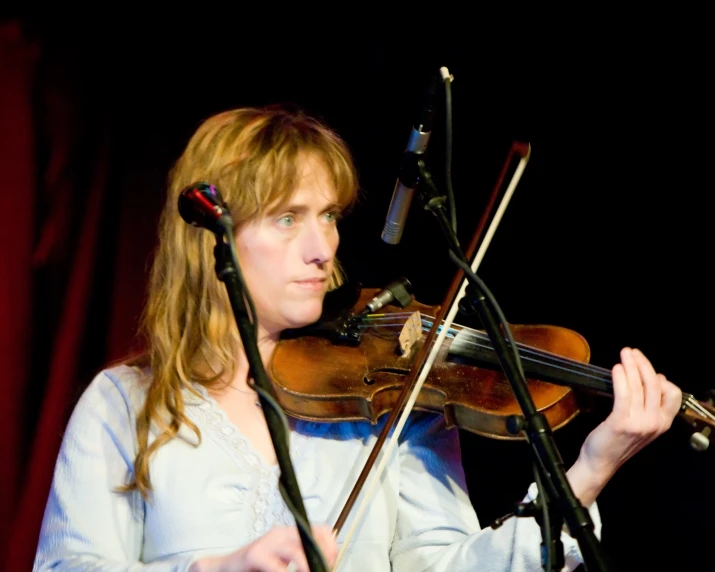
[363,312,415,319]
[361,315,715,420]
[364,313,584,363]
[456,332,612,378]
[451,332,715,416]
[422,332,710,416]
[685,394,715,420]
[357,322,410,329]
[450,332,715,414]
[359,317,459,337]
[362,313,612,386]
[457,336,613,388]
[361,315,459,336]
[419,315,612,375]
[357,324,459,339]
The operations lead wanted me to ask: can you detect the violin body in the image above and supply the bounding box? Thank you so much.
[270,288,592,440]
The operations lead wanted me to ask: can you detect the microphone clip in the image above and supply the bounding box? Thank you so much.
[414,159,448,214]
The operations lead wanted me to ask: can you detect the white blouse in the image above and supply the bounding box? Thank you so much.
[34,365,600,571]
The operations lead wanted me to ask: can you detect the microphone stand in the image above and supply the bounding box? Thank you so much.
[212,229,327,572]
[414,160,612,572]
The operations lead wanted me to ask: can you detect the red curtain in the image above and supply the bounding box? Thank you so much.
[2,16,713,572]
[0,19,155,570]
[0,20,37,561]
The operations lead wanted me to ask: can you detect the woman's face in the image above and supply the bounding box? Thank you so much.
[235,157,341,338]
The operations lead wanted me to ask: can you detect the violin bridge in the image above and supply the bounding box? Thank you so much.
[397,311,422,357]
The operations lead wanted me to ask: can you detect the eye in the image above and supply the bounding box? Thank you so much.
[323,210,341,224]
[276,214,296,227]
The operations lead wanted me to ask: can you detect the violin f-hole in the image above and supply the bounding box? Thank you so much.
[364,367,411,386]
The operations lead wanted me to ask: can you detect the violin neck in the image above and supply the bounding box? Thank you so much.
[448,329,615,397]
[447,328,714,429]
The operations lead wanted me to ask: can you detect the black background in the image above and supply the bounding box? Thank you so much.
[23,12,715,570]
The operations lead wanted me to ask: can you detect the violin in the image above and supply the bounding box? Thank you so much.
[268,137,715,567]
[271,285,715,445]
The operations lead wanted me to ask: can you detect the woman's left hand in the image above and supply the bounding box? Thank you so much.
[567,347,682,505]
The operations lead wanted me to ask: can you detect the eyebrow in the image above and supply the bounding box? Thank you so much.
[267,201,342,215]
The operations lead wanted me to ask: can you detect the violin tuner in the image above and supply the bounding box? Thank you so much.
[688,389,715,452]
[690,429,710,452]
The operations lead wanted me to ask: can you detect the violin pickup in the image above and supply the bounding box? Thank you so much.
[280,312,363,346]
[358,277,413,316]
[397,311,422,356]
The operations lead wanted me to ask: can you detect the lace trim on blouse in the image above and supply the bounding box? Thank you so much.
[186,385,297,541]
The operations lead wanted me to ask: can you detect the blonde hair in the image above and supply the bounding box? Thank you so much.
[125,105,358,499]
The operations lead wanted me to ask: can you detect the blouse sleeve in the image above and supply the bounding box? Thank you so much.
[389,413,602,572]
[33,369,198,571]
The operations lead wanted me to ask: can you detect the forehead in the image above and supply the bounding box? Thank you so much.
[269,157,339,211]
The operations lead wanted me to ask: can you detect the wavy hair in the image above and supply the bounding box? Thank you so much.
[124,105,358,499]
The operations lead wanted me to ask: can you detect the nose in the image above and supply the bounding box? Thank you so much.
[302,219,337,266]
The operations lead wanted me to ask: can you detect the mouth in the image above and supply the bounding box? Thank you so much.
[292,278,327,292]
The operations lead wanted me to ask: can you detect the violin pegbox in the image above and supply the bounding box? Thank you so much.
[398,311,422,357]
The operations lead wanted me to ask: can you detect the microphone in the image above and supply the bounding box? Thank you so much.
[358,277,413,316]
[381,75,438,244]
[178,182,233,234]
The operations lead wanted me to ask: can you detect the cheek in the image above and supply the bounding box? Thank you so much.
[241,245,284,292]
[236,234,279,293]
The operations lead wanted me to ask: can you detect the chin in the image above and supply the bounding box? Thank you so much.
[284,303,324,329]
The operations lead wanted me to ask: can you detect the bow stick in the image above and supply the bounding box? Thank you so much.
[333,141,532,569]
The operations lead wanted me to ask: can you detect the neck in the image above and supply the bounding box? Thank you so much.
[230,325,280,390]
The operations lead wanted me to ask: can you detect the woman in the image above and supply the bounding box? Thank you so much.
[34,105,683,571]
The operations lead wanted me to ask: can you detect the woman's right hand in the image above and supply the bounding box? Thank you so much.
[189,525,338,571]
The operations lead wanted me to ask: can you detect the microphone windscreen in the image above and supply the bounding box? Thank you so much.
[178,183,233,234]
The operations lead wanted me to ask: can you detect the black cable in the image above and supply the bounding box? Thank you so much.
[224,221,259,342]
[442,71,457,235]
[216,227,328,572]
[447,250,525,380]
[448,250,563,571]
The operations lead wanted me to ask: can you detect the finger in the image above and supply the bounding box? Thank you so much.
[632,348,661,414]
[311,525,338,567]
[282,542,310,572]
[660,377,683,426]
[621,347,644,411]
[264,528,309,572]
[263,554,307,572]
[261,554,290,572]
[241,549,297,572]
[611,362,631,417]
[285,554,310,572]
[271,547,309,572]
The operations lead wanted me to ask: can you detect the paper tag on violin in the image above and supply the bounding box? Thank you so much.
[398,311,422,356]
